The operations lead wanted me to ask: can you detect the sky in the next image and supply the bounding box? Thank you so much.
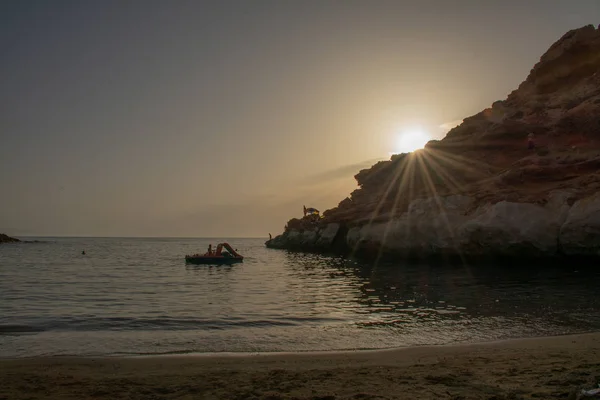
[1,0,599,237]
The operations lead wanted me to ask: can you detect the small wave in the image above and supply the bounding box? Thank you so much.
[16,316,343,332]
[0,324,45,334]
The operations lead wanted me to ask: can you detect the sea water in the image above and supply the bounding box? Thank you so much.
[1,237,599,357]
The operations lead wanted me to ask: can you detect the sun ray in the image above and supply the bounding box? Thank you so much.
[373,154,418,266]
[415,154,451,229]
[425,147,497,177]
[404,153,417,255]
[420,151,474,271]
[347,132,500,263]
[419,152,468,194]
[349,155,412,259]
[415,152,471,267]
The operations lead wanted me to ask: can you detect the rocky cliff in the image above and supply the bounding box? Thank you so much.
[0,233,20,244]
[267,25,600,261]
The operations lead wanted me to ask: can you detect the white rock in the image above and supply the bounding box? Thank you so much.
[347,195,473,255]
[559,192,600,255]
[458,201,559,255]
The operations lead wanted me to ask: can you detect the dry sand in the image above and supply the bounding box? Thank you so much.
[1,333,600,399]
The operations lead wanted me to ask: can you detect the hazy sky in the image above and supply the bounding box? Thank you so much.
[1,0,599,237]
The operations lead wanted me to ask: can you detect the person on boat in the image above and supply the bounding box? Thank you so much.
[269,233,272,240]
[207,244,213,256]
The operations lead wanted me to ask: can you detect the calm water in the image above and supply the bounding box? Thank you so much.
[1,237,599,358]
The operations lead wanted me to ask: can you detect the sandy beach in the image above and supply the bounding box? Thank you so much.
[1,333,599,399]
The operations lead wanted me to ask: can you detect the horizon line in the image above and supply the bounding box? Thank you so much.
[12,235,269,239]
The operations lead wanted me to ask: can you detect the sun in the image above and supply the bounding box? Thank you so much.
[396,127,431,153]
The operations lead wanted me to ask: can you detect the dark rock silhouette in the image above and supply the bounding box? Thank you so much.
[0,233,20,243]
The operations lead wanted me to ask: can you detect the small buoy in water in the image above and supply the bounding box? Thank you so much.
[82,250,86,255]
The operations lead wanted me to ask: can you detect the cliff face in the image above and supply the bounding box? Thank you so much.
[267,25,600,260]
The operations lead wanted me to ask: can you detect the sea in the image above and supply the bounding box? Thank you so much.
[1,237,599,358]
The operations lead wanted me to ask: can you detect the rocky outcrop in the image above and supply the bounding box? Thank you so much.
[0,233,20,243]
[346,195,473,257]
[268,190,600,260]
[266,25,600,261]
[266,222,344,252]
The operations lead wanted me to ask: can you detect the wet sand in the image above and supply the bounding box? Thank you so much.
[1,333,599,399]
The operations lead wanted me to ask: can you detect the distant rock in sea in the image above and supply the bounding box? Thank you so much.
[0,233,21,244]
[267,25,600,261]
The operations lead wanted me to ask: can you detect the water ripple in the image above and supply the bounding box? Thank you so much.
[1,237,599,357]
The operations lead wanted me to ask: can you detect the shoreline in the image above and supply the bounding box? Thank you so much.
[266,236,600,265]
[2,332,599,399]
[71,331,600,359]
[2,329,594,360]
[266,242,600,265]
